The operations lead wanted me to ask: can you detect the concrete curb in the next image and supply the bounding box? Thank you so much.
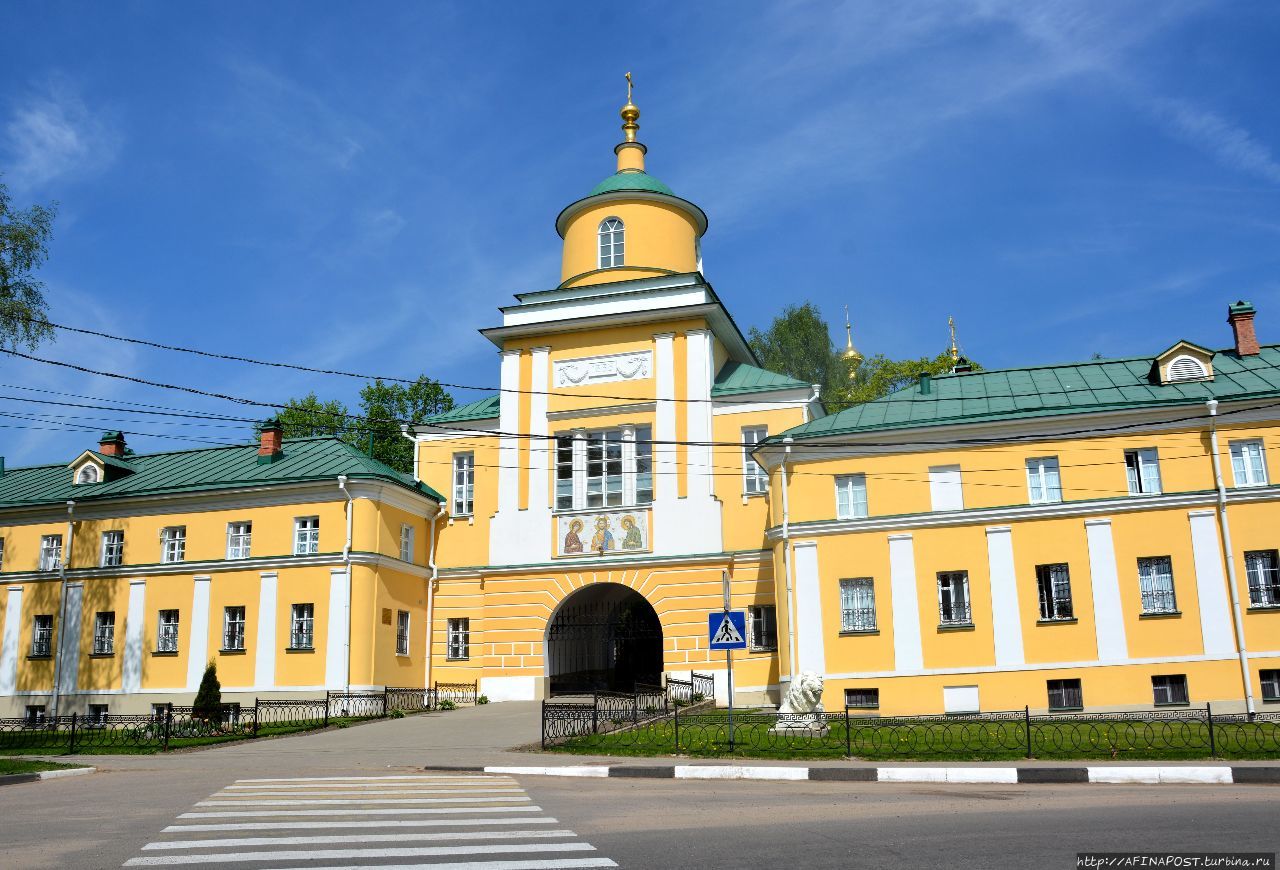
[425,764,1280,785]
[0,766,95,787]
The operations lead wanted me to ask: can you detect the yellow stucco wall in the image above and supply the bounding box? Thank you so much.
[560,199,700,288]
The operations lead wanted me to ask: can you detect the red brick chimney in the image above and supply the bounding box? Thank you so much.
[1228,301,1259,356]
[258,418,284,459]
[99,431,126,457]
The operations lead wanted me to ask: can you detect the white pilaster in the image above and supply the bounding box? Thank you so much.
[1084,519,1129,661]
[325,567,351,689]
[571,429,587,511]
[496,349,522,516]
[792,541,826,674]
[621,424,637,505]
[0,586,23,695]
[122,579,146,694]
[684,328,714,499]
[888,534,924,671]
[653,332,676,503]
[57,583,83,695]
[1187,509,1236,656]
[254,572,278,689]
[984,526,1025,667]
[527,347,551,513]
[186,576,212,691]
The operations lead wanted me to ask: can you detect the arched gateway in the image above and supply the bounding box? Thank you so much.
[545,583,663,695]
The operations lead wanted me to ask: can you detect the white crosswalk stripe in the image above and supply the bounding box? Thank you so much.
[123,774,617,869]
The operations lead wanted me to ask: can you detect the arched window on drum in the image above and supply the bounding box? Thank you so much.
[598,217,624,268]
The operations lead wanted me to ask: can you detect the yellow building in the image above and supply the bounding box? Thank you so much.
[0,423,443,717]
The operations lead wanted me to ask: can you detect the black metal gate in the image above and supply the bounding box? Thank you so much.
[547,592,663,695]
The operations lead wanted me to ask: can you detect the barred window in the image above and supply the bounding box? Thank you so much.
[92,611,116,655]
[1138,556,1177,614]
[747,605,777,651]
[223,606,246,651]
[293,517,320,555]
[835,474,868,520]
[447,617,469,661]
[1245,550,1280,609]
[1047,678,1082,711]
[157,609,180,653]
[1036,563,1074,620]
[937,571,972,625]
[101,530,124,568]
[291,603,314,650]
[845,688,879,709]
[839,578,877,632]
[396,610,410,656]
[1152,674,1188,706]
[226,522,252,560]
[1261,669,1280,702]
[87,703,109,725]
[31,614,53,657]
[161,526,186,563]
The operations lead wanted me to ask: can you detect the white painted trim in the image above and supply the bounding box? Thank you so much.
[653,331,676,509]
[485,766,608,778]
[57,585,83,695]
[711,390,813,416]
[674,766,808,781]
[546,402,656,423]
[325,568,351,690]
[888,534,924,671]
[0,586,22,695]
[122,579,146,694]
[527,347,551,516]
[927,465,964,512]
[791,541,825,675]
[412,421,501,441]
[684,328,715,500]
[984,527,1025,667]
[254,572,278,688]
[877,767,1017,784]
[436,549,768,579]
[1087,767,1232,784]
[186,577,212,691]
[1187,511,1236,656]
[1085,518,1129,661]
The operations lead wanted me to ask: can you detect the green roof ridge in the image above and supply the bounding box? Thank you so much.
[712,361,811,397]
[588,170,675,197]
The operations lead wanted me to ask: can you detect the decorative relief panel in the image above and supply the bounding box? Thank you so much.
[553,351,652,388]
[556,509,650,558]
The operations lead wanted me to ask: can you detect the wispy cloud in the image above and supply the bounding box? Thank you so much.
[1149,98,1280,186]
[1,77,120,191]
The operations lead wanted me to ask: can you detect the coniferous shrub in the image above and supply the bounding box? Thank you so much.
[192,662,222,721]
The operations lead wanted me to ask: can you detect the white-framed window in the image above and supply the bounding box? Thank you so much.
[291,603,314,650]
[742,426,769,495]
[746,605,777,651]
[1138,556,1177,614]
[839,578,877,632]
[92,611,115,655]
[598,217,624,268]
[928,465,964,512]
[554,425,653,511]
[293,517,319,555]
[76,464,100,484]
[39,534,63,572]
[222,606,246,651]
[161,526,186,563]
[1152,674,1188,706]
[399,524,415,563]
[226,522,252,560]
[1230,439,1269,487]
[1261,669,1280,702]
[937,571,972,625]
[1047,678,1083,711]
[25,704,47,725]
[452,452,475,516]
[446,617,469,660]
[1124,448,1162,495]
[87,703,109,725]
[835,474,868,519]
[1026,456,1062,504]
[845,688,879,709]
[157,609,179,653]
[1245,550,1280,609]
[101,530,124,568]
[31,614,53,657]
[396,610,410,656]
[1035,563,1074,621]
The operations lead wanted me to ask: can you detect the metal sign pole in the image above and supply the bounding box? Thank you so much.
[723,570,733,750]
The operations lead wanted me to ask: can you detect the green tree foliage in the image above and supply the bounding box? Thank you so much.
[192,662,222,719]
[748,301,979,412]
[0,179,57,351]
[274,377,454,475]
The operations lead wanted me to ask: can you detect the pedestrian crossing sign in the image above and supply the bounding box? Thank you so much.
[708,610,747,650]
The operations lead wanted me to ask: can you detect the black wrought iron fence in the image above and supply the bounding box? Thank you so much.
[665,672,713,706]
[540,686,672,747]
[433,681,478,705]
[542,703,1280,760]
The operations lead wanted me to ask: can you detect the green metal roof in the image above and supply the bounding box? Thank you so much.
[712,361,811,397]
[0,437,442,510]
[423,394,500,424]
[779,345,1280,441]
[588,170,675,197]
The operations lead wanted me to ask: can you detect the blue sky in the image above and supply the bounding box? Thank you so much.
[2,1,1279,466]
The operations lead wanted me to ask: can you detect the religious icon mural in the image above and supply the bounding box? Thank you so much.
[556,510,649,557]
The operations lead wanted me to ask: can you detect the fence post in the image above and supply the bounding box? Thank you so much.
[673,700,680,752]
[1206,703,1217,759]
[632,695,638,726]
[163,706,173,752]
[323,691,330,727]
[68,712,77,754]
[540,700,546,750]
[844,706,852,758]
[1024,705,1032,759]
[253,698,259,738]
[383,687,389,717]
[592,693,599,735]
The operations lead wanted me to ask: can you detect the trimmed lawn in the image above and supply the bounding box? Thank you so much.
[0,716,377,756]
[0,758,79,774]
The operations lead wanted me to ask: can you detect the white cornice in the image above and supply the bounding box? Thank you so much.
[547,402,657,423]
[412,421,501,440]
[437,548,770,579]
[764,485,1280,540]
[0,549,430,584]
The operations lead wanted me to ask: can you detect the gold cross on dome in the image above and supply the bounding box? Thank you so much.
[625,71,633,102]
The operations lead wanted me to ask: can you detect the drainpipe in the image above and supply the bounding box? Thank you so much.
[1205,400,1256,717]
[50,500,75,719]
[779,437,797,692]
[424,506,446,690]
[337,476,353,696]
[400,425,419,481]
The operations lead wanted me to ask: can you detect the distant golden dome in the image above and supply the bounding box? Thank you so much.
[843,305,862,370]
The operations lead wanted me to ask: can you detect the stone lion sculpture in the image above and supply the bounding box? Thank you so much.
[778,671,825,714]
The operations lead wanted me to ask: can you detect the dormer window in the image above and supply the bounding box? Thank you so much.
[1167,355,1208,382]
[75,464,100,484]
[598,217,624,268]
